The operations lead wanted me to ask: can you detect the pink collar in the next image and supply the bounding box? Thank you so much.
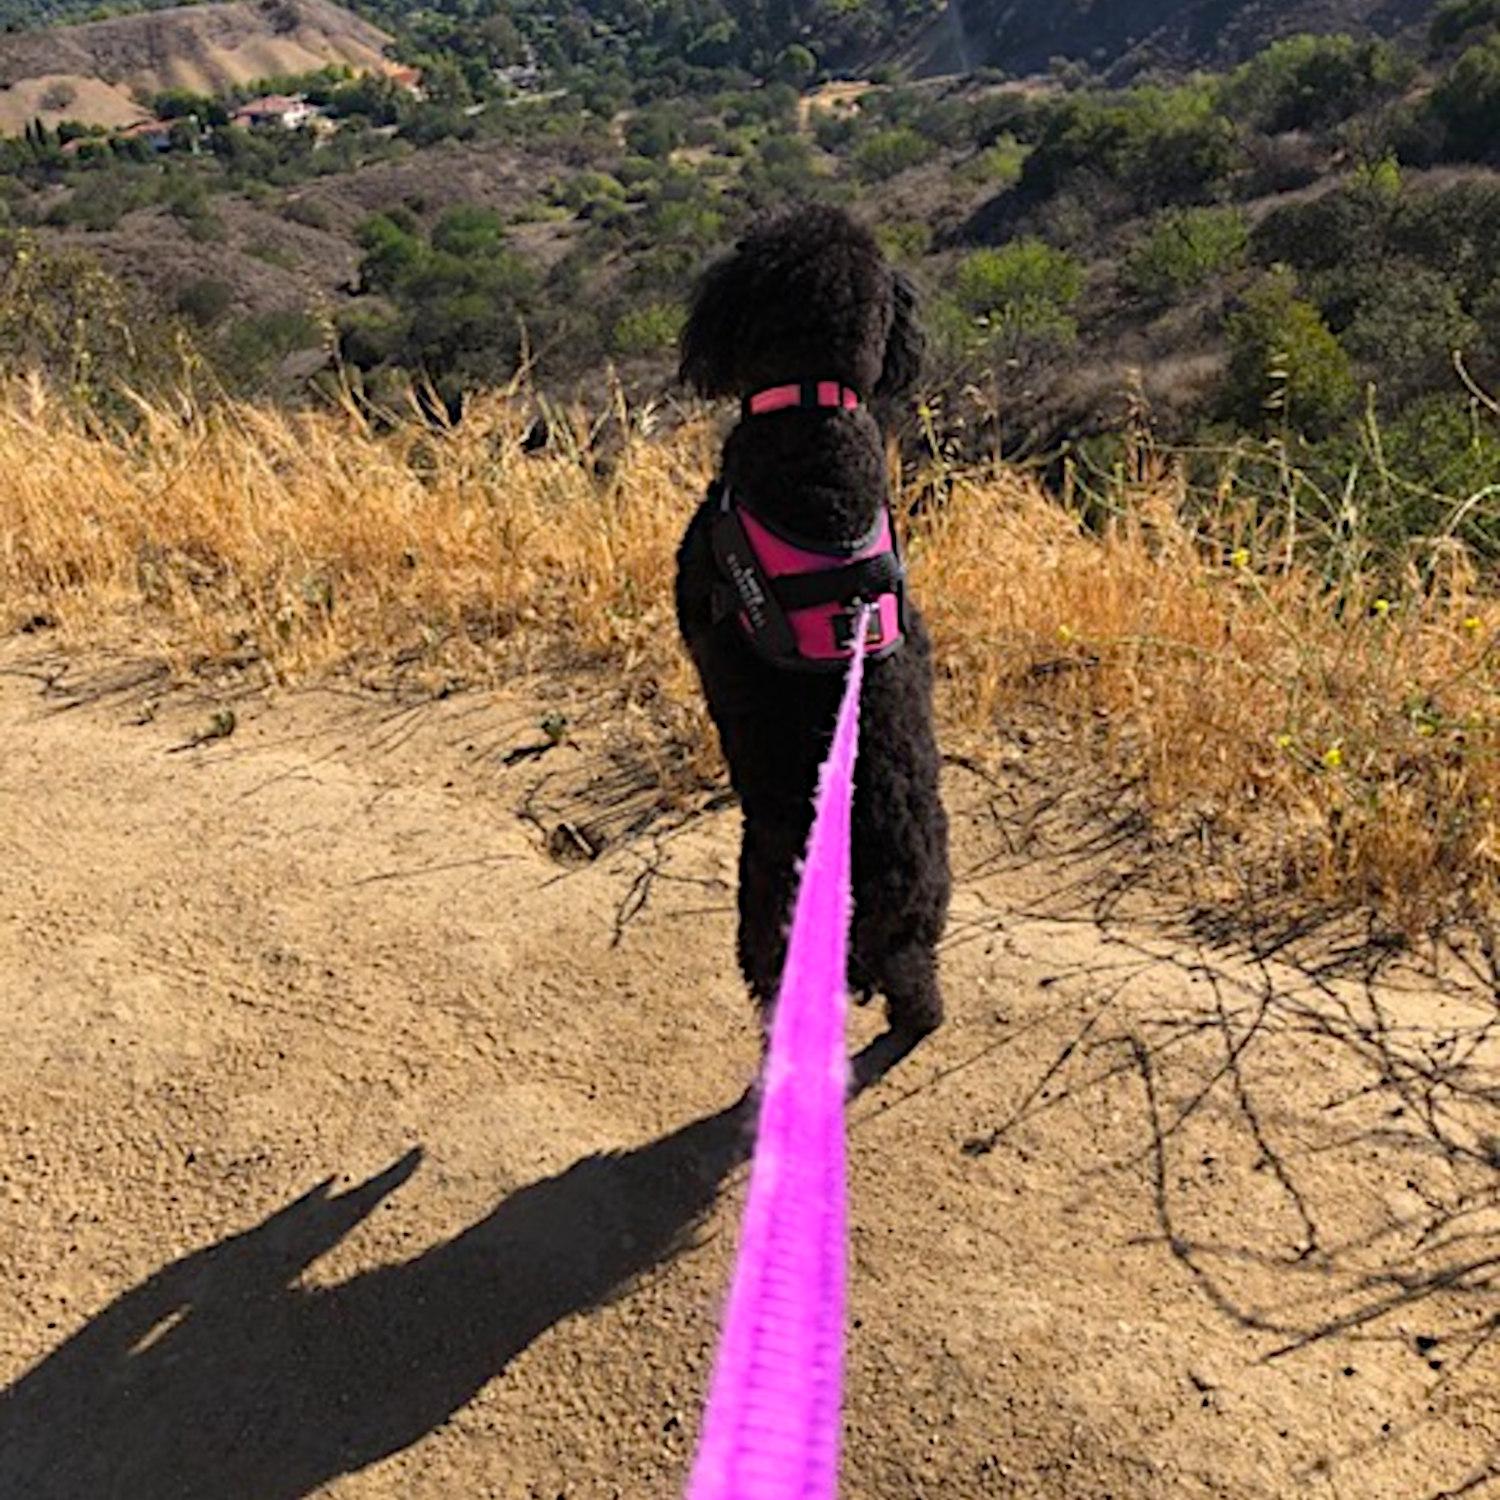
[743,381,859,418]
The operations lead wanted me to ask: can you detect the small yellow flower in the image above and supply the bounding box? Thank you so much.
[1230,547,1250,569]
[1373,598,1391,617]
[1417,723,1436,737]
[1274,733,1293,751]
[1463,615,1482,633]
[1322,746,1344,770]
[1057,624,1074,643]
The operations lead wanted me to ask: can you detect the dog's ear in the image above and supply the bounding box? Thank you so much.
[679,249,752,399]
[874,270,924,401]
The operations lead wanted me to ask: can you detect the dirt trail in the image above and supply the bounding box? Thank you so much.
[1,646,1497,1499]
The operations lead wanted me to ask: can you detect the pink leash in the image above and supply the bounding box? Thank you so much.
[685,607,871,1500]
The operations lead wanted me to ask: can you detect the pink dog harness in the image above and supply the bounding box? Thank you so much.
[711,382,906,672]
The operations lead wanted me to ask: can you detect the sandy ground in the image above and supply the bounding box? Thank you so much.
[1,645,1497,1499]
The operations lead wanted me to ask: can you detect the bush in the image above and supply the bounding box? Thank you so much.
[1340,266,1480,404]
[1223,271,1358,436]
[875,220,933,264]
[955,239,1084,318]
[1430,34,1500,159]
[283,196,332,230]
[852,127,933,182]
[957,133,1028,188]
[1431,0,1500,49]
[218,308,322,376]
[1124,206,1248,302]
[175,278,234,327]
[611,299,684,356]
[1020,85,1239,209]
[1252,189,1388,275]
[625,108,684,159]
[1222,35,1411,133]
[1387,181,1500,302]
[347,203,541,391]
[775,44,816,84]
[943,239,1085,359]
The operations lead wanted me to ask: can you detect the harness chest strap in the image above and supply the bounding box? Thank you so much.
[710,485,907,670]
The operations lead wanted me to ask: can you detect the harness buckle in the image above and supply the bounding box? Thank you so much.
[832,598,886,650]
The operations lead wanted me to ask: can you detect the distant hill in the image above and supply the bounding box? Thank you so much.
[0,0,393,133]
[901,0,1437,79]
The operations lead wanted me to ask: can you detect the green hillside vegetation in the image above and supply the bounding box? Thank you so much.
[0,5,1497,559]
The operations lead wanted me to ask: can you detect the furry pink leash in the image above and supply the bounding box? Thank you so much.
[685,607,872,1500]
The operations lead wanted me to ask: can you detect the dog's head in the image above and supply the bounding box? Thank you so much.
[679,204,923,406]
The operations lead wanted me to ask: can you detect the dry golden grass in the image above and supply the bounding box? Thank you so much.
[2,376,1496,927]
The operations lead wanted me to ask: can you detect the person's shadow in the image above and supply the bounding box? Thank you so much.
[0,1098,755,1500]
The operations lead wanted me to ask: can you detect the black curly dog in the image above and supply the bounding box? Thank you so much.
[674,205,951,1082]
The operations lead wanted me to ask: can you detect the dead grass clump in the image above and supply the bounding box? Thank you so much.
[1,378,1496,926]
[913,464,1500,921]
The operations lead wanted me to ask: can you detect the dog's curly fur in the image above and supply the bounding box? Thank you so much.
[674,205,950,1066]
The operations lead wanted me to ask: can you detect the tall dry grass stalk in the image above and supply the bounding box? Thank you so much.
[2,377,1496,926]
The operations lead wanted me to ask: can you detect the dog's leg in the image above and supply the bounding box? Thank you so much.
[880,941,944,1036]
[735,818,803,1022]
[843,941,943,1092]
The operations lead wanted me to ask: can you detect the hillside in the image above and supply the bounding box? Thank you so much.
[903,0,1436,79]
[0,0,393,133]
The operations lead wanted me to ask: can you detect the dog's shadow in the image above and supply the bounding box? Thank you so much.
[0,1099,755,1500]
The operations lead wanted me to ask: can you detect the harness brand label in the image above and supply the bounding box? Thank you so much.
[723,545,770,630]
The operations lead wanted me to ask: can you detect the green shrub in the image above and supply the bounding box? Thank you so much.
[1222,34,1411,132]
[957,133,1028,188]
[1430,34,1500,158]
[1339,265,1481,404]
[944,239,1085,357]
[852,127,933,182]
[175,278,234,327]
[1020,85,1238,209]
[875,220,933,264]
[775,44,816,84]
[283,196,332,230]
[955,239,1084,318]
[1124,206,1248,301]
[611,300,684,356]
[1431,0,1500,49]
[1224,271,1358,436]
[625,109,684,159]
